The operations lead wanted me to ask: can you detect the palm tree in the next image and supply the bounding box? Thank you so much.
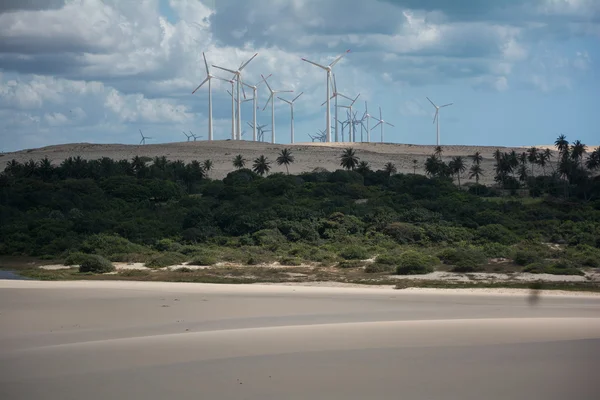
[252,155,271,176]
[585,147,600,171]
[38,157,53,181]
[339,148,359,170]
[508,150,519,179]
[412,159,418,175]
[538,150,550,175]
[469,164,484,184]
[449,156,467,187]
[232,154,246,170]
[527,147,538,176]
[570,140,587,167]
[356,161,371,175]
[383,162,397,177]
[555,134,569,156]
[493,149,502,163]
[434,146,443,159]
[203,159,213,174]
[470,151,483,166]
[276,148,295,174]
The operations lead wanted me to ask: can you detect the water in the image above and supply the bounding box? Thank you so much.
[0,270,29,280]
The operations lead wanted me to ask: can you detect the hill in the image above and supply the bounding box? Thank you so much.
[0,140,557,185]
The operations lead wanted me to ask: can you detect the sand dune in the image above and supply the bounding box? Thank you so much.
[0,140,563,184]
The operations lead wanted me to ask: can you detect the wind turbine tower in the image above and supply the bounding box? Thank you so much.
[262,74,293,144]
[301,49,350,142]
[426,97,453,146]
[278,92,303,144]
[213,53,259,140]
[192,52,230,141]
[242,74,271,142]
[337,93,360,142]
[370,107,394,143]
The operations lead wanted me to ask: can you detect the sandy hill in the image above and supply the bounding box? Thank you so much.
[0,141,560,185]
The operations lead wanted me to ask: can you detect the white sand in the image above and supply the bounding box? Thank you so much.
[1,140,566,184]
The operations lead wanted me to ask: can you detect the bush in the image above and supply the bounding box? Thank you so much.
[438,247,486,272]
[476,224,518,245]
[252,229,286,247]
[481,243,512,258]
[338,260,365,269]
[146,252,187,268]
[64,252,92,266]
[396,251,439,275]
[374,253,403,265]
[338,245,370,260]
[365,263,395,273]
[513,250,542,266]
[382,222,424,244]
[280,256,302,266]
[523,260,584,276]
[79,255,115,273]
[80,234,150,259]
[189,254,217,266]
[154,239,183,252]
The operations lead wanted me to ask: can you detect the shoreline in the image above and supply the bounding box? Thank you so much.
[2,279,599,298]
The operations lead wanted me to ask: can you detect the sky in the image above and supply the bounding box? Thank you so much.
[0,0,598,152]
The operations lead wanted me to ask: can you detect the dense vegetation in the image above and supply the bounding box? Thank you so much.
[1,136,599,277]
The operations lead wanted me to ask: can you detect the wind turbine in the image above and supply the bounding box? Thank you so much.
[363,101,373,142]
[192,52,230,141]
[189,131,202,141]
[213,53,259,140]
[182,131,192,142]
[139,129,152,145]
[225,79,236,140]
[301,49,350,142]
[370,107,394,143]
[278,92,303,144]
[320,73,343,142]
[336,93,360,142]
[242,74,271,142]
[427,97,453,146]
[262,74,293,144]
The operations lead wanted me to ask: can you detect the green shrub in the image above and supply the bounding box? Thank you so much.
[476,224,518,245]
[80,234,150,259]
[338,246,370,260]
[145,252,187,268]
[523,260,584,276]
[513,250,542,266]
[280,256,302,266]
[396,251,439,275]
[375,253,403,265]
[154,238,183,252]
[382,222,424,244]
[64,252,92,266]
[365,263,395,273]
[481,243,512,258]
[437,247,486,272]
[252,229,286,247]
[189,254,217,266]
[338,260,365,269]
[79,255,115,273]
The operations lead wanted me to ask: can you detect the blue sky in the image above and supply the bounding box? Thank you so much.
[0,0,598,152]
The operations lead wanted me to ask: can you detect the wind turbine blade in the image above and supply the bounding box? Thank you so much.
[379,106,382,120]
[292,92,304,102]
[332,73,338,93]
[140,139,143,144]
[240,79,247,99]
[321,95,335,107]
[329,49,351,67]
[276,90,294,93]
[351,93,360,105]
[263,94,273,111]
[371,121,382,130]
[202,52,210,74]
[214,76,231,83]
[139,129,143,137]
[227,90,233,97]
[433,111,438,124]
[337,93,353,101]
[212,65,237,75]
[440,103,453,108]
[277,97,292,104]
[239,52,258,71]
[426,96,436,107]
[256,73,271,87]
[192,77,210,94]
[385,122,395,127]
[261,74,273,92]
[247,121,254,128]
[301,58,328,70]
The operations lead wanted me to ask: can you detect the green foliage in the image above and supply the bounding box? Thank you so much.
[375,253,403,265]
[338,245,370,260]
[365,263,395,273]
[80,234,150,260]
[279,256,302,266]
[438,247,487,272]
[476,224,518,245]
[513,250,543,266]
[382,222,424,244]
[145,252,187,268]
[189,254,217,266]
[78,254,115,273]
[338,260,365,269]
[523,260,584,276]
[396,251,439,275]
[64,252,92,266]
